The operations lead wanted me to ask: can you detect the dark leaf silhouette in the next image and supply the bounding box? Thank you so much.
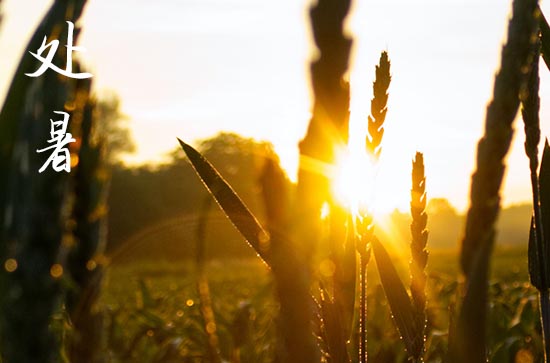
[372,237,420,359]
[177,138,271,266]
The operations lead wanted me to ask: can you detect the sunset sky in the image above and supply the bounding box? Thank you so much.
[2,0,550,213]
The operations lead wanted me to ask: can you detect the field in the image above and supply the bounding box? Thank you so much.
[1,0,549,362]
[99,247,538,363]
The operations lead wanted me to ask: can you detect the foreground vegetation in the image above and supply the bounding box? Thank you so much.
[100,248,535,363]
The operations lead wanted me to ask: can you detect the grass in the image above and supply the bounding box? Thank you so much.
[97,248,534,363]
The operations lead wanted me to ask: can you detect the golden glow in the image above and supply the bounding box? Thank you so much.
[320,202,330,220]
[50,264,64,279]
[332,148,375,216]
[4,259,17,273]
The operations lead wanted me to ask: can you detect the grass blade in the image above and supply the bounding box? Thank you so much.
[259,153,321,363]
[177,138,271,265]
[372,237,420,360]
[539,6,550,71]
[537,140,550,286]
[529,217,544,289]
[534,140,550,361]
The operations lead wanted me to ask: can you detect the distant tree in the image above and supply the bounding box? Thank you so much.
[94,92,135,164]
[107,132,291,261]
[426,198,462,249]
[497,203,531,245]
[426,198,458,217]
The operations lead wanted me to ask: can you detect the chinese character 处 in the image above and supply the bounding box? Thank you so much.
[25,21,92,79]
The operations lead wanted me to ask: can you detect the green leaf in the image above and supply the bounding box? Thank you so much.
[528,216,544,289]
[540,140,550,250]
[177,138,271,265]
[535,140,550,360]
[372,237,421,359]
[540,7,550,71]
[530,140,550,290]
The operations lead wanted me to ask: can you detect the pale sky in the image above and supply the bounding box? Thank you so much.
[1,0,550,213]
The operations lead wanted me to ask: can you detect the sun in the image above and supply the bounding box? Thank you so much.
[331,146,411,257]
[331,147,376,216]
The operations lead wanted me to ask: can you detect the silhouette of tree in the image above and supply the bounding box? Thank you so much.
[94,92,135,164]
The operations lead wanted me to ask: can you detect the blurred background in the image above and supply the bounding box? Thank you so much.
[1,0,547,259]
[0,1,545,362]
[3,1,550,204]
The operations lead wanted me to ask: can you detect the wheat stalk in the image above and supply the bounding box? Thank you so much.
[366,51,391,160]
[409,152,428,362]
[296,0,352,260]
[280,0,354,361]
[520,31,550,362]
[356,215,373,363]
[453,0,539,361]
[354,51,392,363]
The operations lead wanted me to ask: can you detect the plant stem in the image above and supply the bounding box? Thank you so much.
[359,252,368,363]
[452,0,538,358]
[356,215,372,363]
[410,152,428,361]
[521,30,550,362]
[541,290,550,363]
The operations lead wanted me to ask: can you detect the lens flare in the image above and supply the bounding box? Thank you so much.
[331,148,375,216]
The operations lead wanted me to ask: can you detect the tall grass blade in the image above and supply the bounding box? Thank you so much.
[177,138,271,265]
[539,6,550,70]
[536,141,550,284]
[259,156,320,363]
[372,237,420,360]
[318,284,350,363]
[529,217,542,288]
[182,139,319,362]
[531,140,550,361]
[453,0,539,361]
[539,140,550,262]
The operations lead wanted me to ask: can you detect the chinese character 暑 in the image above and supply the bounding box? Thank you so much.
[25,21,92,79]
[37,111,76,173]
